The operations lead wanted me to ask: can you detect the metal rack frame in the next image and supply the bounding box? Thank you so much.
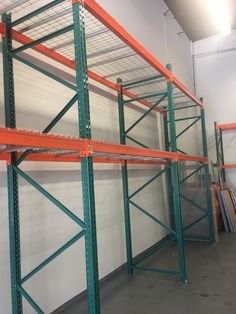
[214,122,236,182]
[117,68,215,284]
[0,1,215,313]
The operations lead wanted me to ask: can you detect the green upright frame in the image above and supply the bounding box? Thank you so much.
[2,1,100,313]
[117,79,134,276]
[166,64,186,282]
[2,13,23,314]
[117,64,215,284]
[1,1,215,312]
[117,70,187,282]
[200,100,215,244]
[73,2,100,313]
[214,121,226,182]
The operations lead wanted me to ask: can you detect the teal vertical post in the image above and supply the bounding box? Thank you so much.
[166,64,186,283]
[117,79,133,276]
[200,98,215,244]
[200,98,208,158]
[72,2,100,314]
[2,13,23,313]
[219,129,226,182]
[163,114,175,231]
[166,65,177,153]
[214,121,225,182]
[214,121,220,167]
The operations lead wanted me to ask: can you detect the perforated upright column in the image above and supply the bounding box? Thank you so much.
[72,2,100,313]
[166,64,187,283]
[117,79,133,276]
[2,13,22,314]
[200,98,215,244]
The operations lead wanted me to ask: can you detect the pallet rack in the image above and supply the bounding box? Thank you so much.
[214,122,236,182]
[0,1,215,313]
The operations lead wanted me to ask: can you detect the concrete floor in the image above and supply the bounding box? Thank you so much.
[55,233,236,314]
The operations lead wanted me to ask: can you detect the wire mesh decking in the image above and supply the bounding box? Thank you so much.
[0,0,203,110]
[2,0,164,83]
[0,1,215,313]
[0,127,208,164]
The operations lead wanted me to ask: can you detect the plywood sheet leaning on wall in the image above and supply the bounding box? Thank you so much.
[220,190,236,232]
[211,183,224,232]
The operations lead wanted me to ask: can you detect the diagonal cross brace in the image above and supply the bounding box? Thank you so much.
[129,165,170,199]
[17,285,44,313]
[129,199,177,237]
[13,166,85,229]
[176,117,201,140]
[21,230,85,284]
[180,193,207,214]
[16,94,78,166]
[125,94,168,134]
[179,164,204,185]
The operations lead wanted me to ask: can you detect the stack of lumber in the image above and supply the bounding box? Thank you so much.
[211,183,236,232]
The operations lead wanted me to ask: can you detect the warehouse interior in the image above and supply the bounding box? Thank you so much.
[0,0,236,313]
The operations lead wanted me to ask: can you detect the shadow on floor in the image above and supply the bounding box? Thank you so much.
[53,233,236,314]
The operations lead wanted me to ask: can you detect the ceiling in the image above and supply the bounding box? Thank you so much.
[164,0,236,41]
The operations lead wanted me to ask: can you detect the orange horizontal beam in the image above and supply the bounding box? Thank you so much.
[0,154,9,161]
[220,164,236,169]
[0,152,167,165]
[90,141,207,163]
[0,127,88,152]
[0,23,161,113]
[80,0,204,109]
[0,127,208,163]
[0,22,5,37]
[216,123,236,131]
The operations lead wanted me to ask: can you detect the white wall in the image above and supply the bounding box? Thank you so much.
[193,31,236,190]
[0,1,194,313]
[98,0,194,90]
